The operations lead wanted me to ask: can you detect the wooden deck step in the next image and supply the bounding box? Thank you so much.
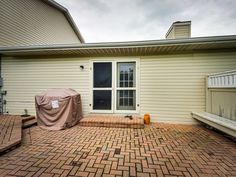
[22,118,37,129]
[21,116,36,123]
[79,115,144,129]
[0,115,22,154]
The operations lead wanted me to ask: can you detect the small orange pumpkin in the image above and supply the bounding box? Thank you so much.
[144,114,150,124]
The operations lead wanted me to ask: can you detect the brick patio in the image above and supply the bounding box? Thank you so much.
[0,123,235,177]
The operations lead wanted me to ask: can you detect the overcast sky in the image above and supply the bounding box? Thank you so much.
[55,0,236,43]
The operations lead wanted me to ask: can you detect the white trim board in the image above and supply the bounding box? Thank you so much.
[192,112,236,137]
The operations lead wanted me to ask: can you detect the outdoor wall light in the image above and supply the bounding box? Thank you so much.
[80,65,84,70]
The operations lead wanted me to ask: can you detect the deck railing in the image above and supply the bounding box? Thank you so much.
[206,70,236,121]
[208,70,236,88]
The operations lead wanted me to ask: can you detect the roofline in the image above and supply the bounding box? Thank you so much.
[165,21,191,39]
[43,0,85,43]
[1,35,236,53]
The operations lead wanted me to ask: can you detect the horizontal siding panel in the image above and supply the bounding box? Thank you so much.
[2,51,236,124]
[141,97,205,101]
[175,25,190,38]
[141,87,205,90]
[0,0,80,47]
[140,52,236,124]
[2,57,90,115]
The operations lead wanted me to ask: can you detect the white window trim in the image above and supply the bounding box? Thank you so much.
[89,58,140,114]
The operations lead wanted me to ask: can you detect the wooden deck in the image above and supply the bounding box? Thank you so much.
[79,115,144,128]
[0,115,22,153]
[22,116,37,129]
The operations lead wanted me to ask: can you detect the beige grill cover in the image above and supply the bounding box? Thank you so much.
[35,88,82,130]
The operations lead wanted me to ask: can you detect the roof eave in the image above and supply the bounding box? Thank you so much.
[1,35,236,56]
[1,35,236,51]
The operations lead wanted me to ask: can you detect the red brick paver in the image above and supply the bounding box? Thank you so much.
[0,123,235,177]
[79,115,144,128]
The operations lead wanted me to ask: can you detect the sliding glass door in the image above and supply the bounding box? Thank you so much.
[92,61,138,113]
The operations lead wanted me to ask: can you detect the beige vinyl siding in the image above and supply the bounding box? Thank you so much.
[2,51,236,124]
[166,28,175,39]
[175,25,191,38]
[2,57,89,115]
[140,52,236,124]
[0,0,80,47]
[166,23,191,39]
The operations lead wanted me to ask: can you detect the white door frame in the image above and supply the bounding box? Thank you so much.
[90,58,140,114]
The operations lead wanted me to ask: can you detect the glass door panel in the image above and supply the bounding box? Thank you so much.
[117,63,135,88]
[93,90,111,110]
[117,90,135,110]
[94,62,112,88]
[93,62,112,111]
[116,62,136,111]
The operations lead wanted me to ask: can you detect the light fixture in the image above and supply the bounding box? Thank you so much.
[80,65,84,70]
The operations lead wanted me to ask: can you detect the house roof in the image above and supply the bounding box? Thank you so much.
[43,0,85,43]
[1,35,236,57]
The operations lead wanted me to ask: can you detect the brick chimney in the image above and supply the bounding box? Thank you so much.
[166,21,191,39]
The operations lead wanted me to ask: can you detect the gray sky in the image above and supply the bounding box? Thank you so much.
[55,0,236,43]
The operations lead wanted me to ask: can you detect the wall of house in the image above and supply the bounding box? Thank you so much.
[2,51,236,123]
[1,57,90,115]
[0,0,81,47]
[139,52,236,124]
